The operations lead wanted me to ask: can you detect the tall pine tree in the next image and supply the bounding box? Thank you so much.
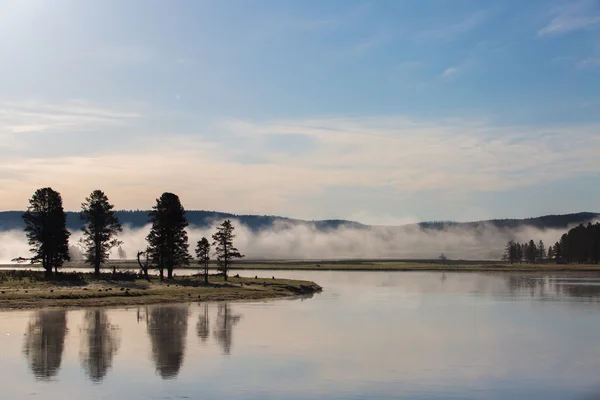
[146,193,191,279]
[212,220,244,281]
[23,188,71,275]
[195,237,211,283]
[80,190,123,276]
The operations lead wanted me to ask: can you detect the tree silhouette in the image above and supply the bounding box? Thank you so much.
[195,237,211,283]
[23,188,70,275]
[212,220,244,281]
[80,190,123,276]
[147,306,189,379]
[525,240,538,264]
[23,310,68,380]
[553,222,600,264]
[213,303,241,355]
[146,193,191,280]
[196,304,210,342]
[79,310,121,383]
[537,240,546,264]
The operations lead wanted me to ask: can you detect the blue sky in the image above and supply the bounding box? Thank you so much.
[0,0,599,224]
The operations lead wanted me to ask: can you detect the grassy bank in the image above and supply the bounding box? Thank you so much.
[0,270,322,310]
[228,260,600,272]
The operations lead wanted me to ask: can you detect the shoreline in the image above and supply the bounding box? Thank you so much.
[0,272,322,310]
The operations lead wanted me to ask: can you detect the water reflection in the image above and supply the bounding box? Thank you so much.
[22,310,68,381]
[196,303,210,342]
[6,271,600,400]
[213,303,242,355]
[79,310,121,383]
[504,274,600,300]
[147,305,189,379]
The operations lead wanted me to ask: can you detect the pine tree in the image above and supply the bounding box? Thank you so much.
[526,240,537,264]
[80,190,123,276]
[195,237,211,283]
[553,241,562,262]
[22,188,71,275]
[516,243,523,264]
[146,193,191,280]
[503,240,515,264]
[537,240,546,264]
[212,220,244,281]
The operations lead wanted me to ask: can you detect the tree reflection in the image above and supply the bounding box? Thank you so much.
[504,275,600,301]
[196,304,210,342]
[79,310,121,383]
[213,303,241,355]
[147,305,189,379]
[23,310,68,381]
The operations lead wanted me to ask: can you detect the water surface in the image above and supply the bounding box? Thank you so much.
[2,271,600,399]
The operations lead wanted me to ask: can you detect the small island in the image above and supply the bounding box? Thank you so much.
[0,270,322,309]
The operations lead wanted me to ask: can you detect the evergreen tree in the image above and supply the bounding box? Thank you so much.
[503,240,516,264]
[537,240,546,264]
[146,193,191,279]
[212,220,244,281]
[195,237,211,283]
[526,240,537,264]
[547,245,554,263]
[22,188,71,275]
[80,190,123,276]
[553,241,562,262]
[554,223,600,264]
[516,243,523,264]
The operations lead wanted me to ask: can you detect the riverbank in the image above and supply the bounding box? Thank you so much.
[0,270,322,309]
[230,261,600,272]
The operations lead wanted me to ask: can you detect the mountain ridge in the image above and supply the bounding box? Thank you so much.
[0,210,597,232]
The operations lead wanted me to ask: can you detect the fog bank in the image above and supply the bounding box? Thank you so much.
[0,219,585,264]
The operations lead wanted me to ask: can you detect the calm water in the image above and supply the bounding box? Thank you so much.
[2,271,600,399]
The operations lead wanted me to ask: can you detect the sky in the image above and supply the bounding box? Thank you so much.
[0,0,599,224]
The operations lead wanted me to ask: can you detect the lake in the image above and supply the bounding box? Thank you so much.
[2,270,600,399]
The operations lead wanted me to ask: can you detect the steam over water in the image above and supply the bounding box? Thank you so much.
[0,219,586,264]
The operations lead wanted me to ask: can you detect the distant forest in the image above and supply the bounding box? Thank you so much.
[504,222,600,264]
[0,210,597,232]
[417,212,599,231]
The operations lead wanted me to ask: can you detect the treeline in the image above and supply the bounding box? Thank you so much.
[19,187,244,280]
[502,240,548,264]
[503,222,600,264]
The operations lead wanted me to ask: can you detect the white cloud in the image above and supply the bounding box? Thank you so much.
[1,102,600,217]
[441,67,459,78]
[538,0,600,36]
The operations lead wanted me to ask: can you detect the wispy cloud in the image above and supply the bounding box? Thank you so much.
[538,0,600,36]
[577,57,600,69]
[441,67,460,78]
[2,101,600,216]
[417,10,491,42]
[0,100,142,134]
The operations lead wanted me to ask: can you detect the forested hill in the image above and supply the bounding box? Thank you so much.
[417,212,600,230]
[0,210,364,232]
[0,210,597,232]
